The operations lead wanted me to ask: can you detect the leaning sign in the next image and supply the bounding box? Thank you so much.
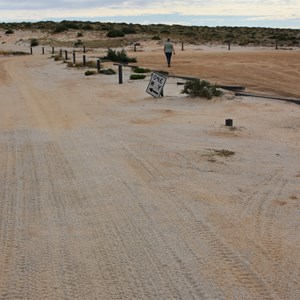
[146,72,167,98]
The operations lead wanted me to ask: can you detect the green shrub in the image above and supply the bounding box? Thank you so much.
[181,79,223,99]
[5,29,14,35]
[85,70,96,76]
[77,32,83,37]
[53,24,68,34]
[74,39,83,47]
[99,68,116,75]
[152,36,161,40]
[30,38,39,47]
[102,48,137,63]
[133,67,151,73]
[130,74,146,80]
[106,30,125,38]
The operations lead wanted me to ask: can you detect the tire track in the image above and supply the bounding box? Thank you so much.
[123,146,279,299]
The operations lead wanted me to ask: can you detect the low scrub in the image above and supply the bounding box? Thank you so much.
[30,38,39,47]
[0,50,29,56]
[99,68,116,75]
[181,79,223,99]
[85,70,96,76]
[133,67,151,73]
[130,74,146,80]
[102,48,137,63]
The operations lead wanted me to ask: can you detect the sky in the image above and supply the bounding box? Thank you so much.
[0,0,299,29]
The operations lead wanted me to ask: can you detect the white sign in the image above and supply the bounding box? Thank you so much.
[146,73,167,98]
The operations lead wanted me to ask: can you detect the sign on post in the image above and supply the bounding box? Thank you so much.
[146,72,167,98]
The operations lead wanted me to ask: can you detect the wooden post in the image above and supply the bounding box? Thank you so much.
[30,47,33,55]
[276,41,278,50]
[134,43,137,52]
[83,55,86,66]
[59,49,62,58]
[83,45,86,53]
[65,50,68,60]
[181,42,184,51]
[97,59,101,72]
[118,65,123,84]
[52,46,55,54]
[42,47,44,55]
[73,51,76,64]
[228,42,231,50]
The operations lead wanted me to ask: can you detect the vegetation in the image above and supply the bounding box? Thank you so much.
[102,48,137,63]
[85,70,96,76]
[99,68,116,75]
[130,74,146,80]
[0,50,29,56]
[133,67,151,73]
[1,21,299,47]
[181,79,223,99]
[30,38,39,47]
[5,29,14,35]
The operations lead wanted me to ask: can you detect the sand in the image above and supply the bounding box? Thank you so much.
[0,29,300,299]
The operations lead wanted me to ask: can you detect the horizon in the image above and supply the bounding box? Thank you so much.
[0,1,299,29]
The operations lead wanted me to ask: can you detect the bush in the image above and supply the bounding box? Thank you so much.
[152,36,161,40]
[30,38,39,47]
[102,48,137,63]
[130,74,146,80]
[99,68,116,75]
[85,70,96,76]
[77,32,83,37]
[74,39,83,47]
[5,29,14,35]
[133,67,151,73]
[106,30,125,38]
[181,79,223,99]
[53,24,68,34]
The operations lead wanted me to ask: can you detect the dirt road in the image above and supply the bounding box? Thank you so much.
[0,54,300,299]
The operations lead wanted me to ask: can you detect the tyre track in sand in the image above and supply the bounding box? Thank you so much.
[120,145,278,299]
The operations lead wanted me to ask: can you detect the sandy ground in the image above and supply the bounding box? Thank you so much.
[0,30,300,299]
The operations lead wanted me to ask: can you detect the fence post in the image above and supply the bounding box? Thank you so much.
[228,42,231,50]
[118,65,123,84]
[59,49,62,58]
[73,51,76,64]
[52,46,55,54]
[276,41,278,50]
[30,47,33,55]
[83,45,86,53]
[134,43,137,52]
[181,42,184,51]
[42,47,44,55]
[97,59,101,72]
[83,55,86,66]
[65,50,68,60]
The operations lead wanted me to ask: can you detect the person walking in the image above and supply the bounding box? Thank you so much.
[164,38,175,67]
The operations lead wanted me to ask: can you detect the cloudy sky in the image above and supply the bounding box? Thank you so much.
[0,0,299,28]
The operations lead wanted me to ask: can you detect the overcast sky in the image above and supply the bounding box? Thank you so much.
[0,0,299,28]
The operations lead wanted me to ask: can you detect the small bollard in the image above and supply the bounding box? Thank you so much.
[65,50,68,60]
[73,51,76,64]
[275,41,278,50]
[83,55,86,66]
[30,47,33,55]
[182,42,184,51]
[118,65,123,84]
[59,49,62,58]
[97,59,101,72]
[52,46,55,54]
[225,119,233,126]
[228,42,231,51]
[42,47,44,55]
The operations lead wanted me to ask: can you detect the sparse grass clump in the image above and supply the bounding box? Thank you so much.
[85,70,96,76]
[5,29,14,35]
[133,67,151,73]
[209,149,235,157]
[181,79,223,99]
[102,48,137,63]
[30,38,39,47]
[99,68,116,75]
[130,74,146,80]
[0,50,29,56]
